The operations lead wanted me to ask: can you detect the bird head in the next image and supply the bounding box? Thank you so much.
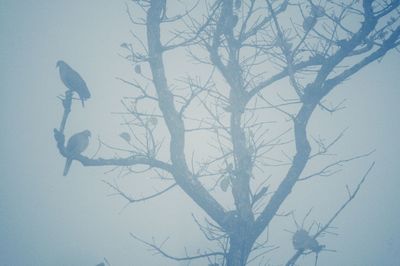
[82,130,91,137]
[56,60,66,68]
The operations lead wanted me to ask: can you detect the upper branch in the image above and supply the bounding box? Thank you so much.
[311,0,378,89]
[252,101,317,240]
[323,26,400,91]
[146,0,228,228]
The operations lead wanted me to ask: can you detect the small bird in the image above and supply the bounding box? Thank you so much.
[134,64,141,74]
[63,130,91,176]
[303,16,317,32]
[223,14,238,33]
[119,132,131,142]
[56,60,91,107]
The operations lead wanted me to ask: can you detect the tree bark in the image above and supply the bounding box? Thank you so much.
[226,235,253,266]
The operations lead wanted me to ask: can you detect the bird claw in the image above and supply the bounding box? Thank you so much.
[53,128,65,143]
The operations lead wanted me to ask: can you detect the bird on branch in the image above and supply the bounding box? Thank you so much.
[56,60,91,107]
[63,130,91,176]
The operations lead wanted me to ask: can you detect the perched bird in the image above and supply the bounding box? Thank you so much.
[303,16,317,32]
[63,130,91,176]
[134,64,141,74]
[223,14,238,33]
[292,229,324,252]
[56,60,91,107]
[311,5,325,18]
[119,132,131,142]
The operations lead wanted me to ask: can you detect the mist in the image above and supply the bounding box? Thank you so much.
[1,1,399,265]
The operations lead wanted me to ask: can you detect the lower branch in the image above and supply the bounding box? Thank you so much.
[286,162,375,266]
[54,128,173,173]
[130,233,225,262]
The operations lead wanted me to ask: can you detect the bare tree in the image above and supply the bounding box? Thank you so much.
[54,0,400,265]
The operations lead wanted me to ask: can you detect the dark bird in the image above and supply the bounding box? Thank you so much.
[303,16,317,32]
[134,64,141,74]
[223,14,238,33]
[63,130,91,176]
[119,132,131,142]
[56,60,91,107]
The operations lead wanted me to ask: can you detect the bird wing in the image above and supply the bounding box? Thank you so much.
[73,77,91,100]
[66,132,89,156]
[63,131,90,176]
[60,64,91,100]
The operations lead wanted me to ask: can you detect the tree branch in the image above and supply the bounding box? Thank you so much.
[146,0,228,227]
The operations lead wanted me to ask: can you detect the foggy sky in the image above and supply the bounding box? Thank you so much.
[1,1,399,265]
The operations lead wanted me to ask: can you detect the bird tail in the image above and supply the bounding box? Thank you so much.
[63,158,73,176]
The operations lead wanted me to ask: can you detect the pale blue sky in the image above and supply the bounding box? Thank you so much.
[1,1,399,265]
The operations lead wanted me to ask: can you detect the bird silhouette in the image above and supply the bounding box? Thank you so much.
[56,60,91,107]
[63,130,91,176]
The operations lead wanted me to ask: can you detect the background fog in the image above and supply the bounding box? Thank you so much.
[1,0,399,265]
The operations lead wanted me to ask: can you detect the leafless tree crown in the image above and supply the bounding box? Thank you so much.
[54,0,399,265]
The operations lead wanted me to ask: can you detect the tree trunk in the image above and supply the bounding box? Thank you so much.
[226,236,252,266]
